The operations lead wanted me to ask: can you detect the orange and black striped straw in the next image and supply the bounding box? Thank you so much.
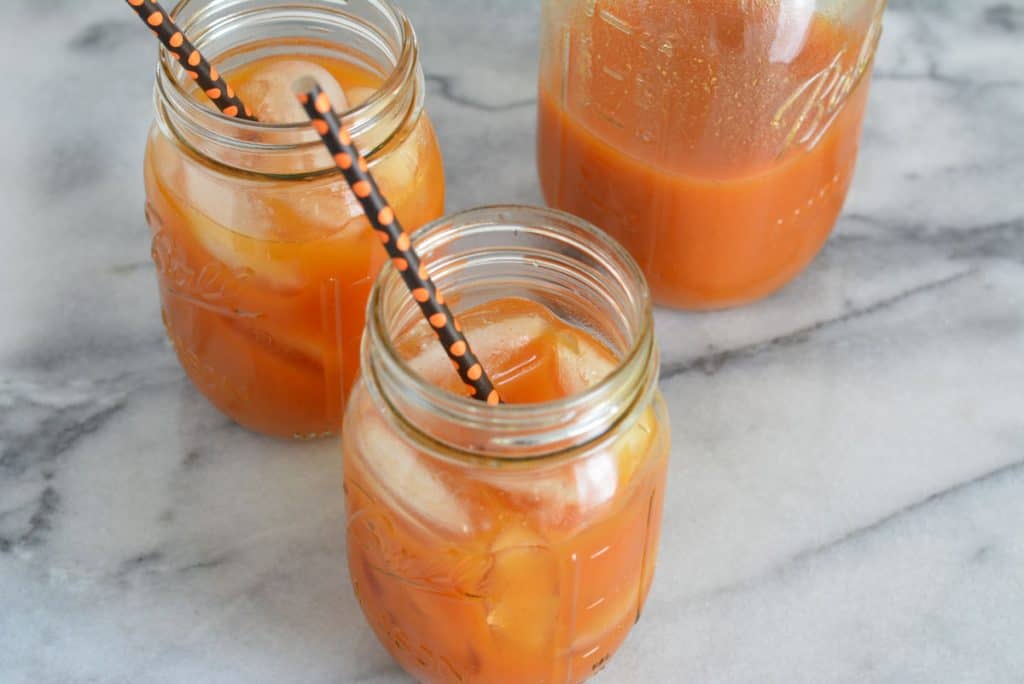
[294,79,500,405]
[125,0,255,121]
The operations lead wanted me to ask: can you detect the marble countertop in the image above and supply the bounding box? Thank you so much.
[2,1,1023,682]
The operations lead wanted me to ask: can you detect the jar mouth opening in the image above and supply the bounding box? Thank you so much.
[365,205,657,458]
[157,0,418,162]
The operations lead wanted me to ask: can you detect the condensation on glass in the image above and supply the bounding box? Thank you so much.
[538,0,886,309]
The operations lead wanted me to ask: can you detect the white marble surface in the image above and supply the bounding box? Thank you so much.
[2,1,1023,682]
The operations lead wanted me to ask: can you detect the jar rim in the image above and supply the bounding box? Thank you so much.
[154,0,421,173]
[364,205,658,459]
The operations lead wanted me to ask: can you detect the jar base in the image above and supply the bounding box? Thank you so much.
[647,233,833,311]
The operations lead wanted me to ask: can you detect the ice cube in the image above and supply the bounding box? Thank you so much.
[476,411,655,532]
[370,112,428,205]
[149,64,378,292]
[345,86,377,108]
[610,406,658,490]
[237,59,350,124]
[352,412,471,535]
[181,192,306,291]
[224,68,379,237]
[554,329,617,395]
[149,133,306,290]
[406,311,550,391]
[482,526,559,653]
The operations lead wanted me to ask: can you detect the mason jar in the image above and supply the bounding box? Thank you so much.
[144,0,444,438]
[537,0,886,309]
[342,206,671,683]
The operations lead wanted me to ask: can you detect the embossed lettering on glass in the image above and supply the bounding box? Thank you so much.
[343,207,671,684]
[538,0,886,309]
[144,0,444,438]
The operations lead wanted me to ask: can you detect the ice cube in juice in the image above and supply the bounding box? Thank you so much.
[343,297,669,683]
[237,59,351,123]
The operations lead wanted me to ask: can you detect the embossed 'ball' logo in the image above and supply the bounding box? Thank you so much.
[772,7,884,154]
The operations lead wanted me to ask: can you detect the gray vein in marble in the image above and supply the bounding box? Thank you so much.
[11,485,59,548]
[68,20,140,53]
[181,448,204,468]
[984,3,1024,31]
[841,216,1024,260]
[0,400,125,478]
[0,488,55,554]
[794,458,1024,562]
[680,457,1024,610]
[0,383,127,555]
[178,553,235,575]
[660,268,977,379]
[119,550,164,571]
[112,545,246,582]
[426,73,536,112]
[874,64,1024,90]
[108,260,155,276]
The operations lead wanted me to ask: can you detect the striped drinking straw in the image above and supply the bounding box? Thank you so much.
[294,79,501,406]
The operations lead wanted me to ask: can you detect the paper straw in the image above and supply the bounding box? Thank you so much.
[126,0,255,120]
[295,80,501,405]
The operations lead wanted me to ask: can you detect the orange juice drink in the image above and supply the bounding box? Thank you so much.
[143,0,442,438]
[343,207,669,683]
[537,0,886,308]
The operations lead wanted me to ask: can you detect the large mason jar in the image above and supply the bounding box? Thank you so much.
[537,0,886,309]
[144,0,444,438]
[343,206,671,683]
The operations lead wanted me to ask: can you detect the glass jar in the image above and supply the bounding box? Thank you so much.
[537,0,886,309]
[144,0,444,438]
[343,206,670,683]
